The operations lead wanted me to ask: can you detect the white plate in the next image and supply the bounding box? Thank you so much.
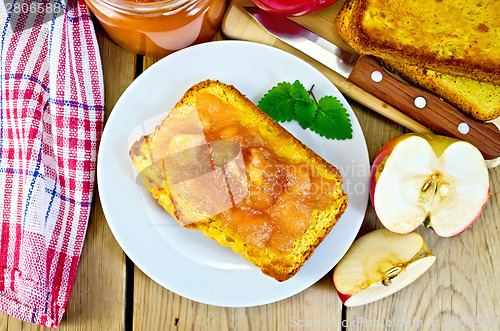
[97,40,370,307]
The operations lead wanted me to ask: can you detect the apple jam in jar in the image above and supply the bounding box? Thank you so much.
[86,0,227,57]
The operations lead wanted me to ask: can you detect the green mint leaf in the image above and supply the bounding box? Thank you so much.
[289,80,310,103]
[258,81,353,140]
[257,82,295,122]
[311,96,353,140]
[294,100,316,129]
[289,80,316,129]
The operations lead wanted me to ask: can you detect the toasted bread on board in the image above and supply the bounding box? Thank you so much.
[381,59,500,121]
[336,0,500,85]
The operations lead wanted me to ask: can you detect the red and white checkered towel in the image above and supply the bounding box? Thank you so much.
[0,0,103,327]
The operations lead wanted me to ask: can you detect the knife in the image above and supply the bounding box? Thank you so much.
[245,7,500,160]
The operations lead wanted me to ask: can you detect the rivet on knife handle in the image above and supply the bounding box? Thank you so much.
[348,55,500,160]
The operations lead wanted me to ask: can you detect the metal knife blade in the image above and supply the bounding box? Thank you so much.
[244,6,500,160]
[245,7,359,78]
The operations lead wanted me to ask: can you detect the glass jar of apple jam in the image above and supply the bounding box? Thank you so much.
[86,0,227,57]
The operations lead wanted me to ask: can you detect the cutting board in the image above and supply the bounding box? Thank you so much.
[221,0,431,134]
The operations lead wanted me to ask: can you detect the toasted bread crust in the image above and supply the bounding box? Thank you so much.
[129,80,348,281]
[336,0,500,85]
[381,59,500,121]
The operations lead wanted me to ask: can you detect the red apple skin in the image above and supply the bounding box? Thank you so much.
[250,0,339,17]
[369,134,408,211]
[333,283,352,304]
[370,133,490,237]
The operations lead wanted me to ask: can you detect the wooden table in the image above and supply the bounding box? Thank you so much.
[2,5,500,331]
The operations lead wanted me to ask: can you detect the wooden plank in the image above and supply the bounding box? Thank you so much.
[0,23,136,330]
[133,266,343,331]
[347,167,500,331]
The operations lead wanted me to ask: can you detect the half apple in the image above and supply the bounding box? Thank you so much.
[333,229,436,307]
[371,133,490,237]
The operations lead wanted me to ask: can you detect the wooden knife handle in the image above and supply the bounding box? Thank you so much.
[348,55,500,160]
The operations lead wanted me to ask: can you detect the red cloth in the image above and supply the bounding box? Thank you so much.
[0,0,104,327]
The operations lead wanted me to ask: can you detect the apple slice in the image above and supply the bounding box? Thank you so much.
[371,133,490,237]
[333,229,436,307]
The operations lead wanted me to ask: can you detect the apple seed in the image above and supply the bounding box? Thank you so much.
[382,266,402,286]
[421,179,432,193]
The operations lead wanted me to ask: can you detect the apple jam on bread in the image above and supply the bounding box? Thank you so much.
[129,80,348,281]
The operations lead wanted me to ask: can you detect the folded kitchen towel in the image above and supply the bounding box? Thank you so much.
[0,0,104,327]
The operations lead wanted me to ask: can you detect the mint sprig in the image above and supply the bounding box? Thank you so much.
[258,80,353,140]
[257,82,295,123]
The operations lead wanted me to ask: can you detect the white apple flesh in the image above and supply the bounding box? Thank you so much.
[333,229,436,307]
[371,134,490,237]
